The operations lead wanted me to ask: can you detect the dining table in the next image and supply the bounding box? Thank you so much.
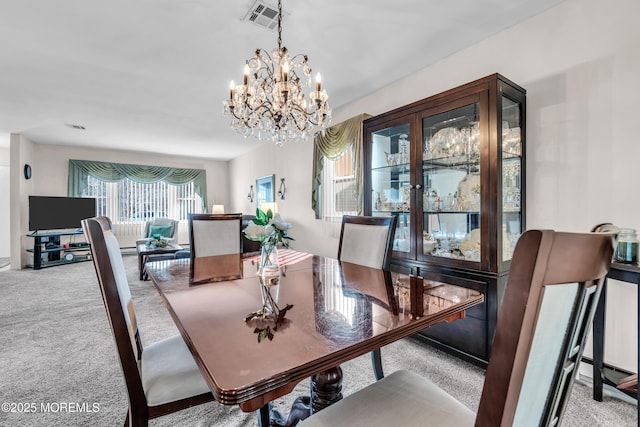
[144,249,484,426]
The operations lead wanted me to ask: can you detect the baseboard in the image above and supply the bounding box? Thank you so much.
[577,358,638,405]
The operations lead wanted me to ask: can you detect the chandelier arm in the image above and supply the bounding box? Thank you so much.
[256,49,274,67]
[286,109,311,131]
[287,53,309,64]
[254,67,275,82]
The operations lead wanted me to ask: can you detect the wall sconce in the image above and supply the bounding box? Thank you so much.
[247,185,254,202]
[277,178,286,200]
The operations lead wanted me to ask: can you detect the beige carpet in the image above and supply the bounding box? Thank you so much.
[0,255,636,426]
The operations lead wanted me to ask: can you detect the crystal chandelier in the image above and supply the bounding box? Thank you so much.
[223,0,331,145]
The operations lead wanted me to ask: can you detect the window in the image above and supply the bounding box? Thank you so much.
[312,114,367,221]
[82,176,203,222]
[322,145,357,222]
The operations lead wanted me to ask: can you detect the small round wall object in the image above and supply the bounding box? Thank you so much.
[24,164,32,179]
[64,253,74,261]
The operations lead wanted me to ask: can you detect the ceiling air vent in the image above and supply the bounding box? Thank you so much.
[242,1,285,31]
[65,123,86,130]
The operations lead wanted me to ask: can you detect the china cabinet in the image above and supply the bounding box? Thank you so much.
[364,74,526,365]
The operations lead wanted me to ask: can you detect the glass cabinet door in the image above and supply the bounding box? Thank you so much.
[501,96,523,261]
[370,122,412,255]
[421,102,481,263]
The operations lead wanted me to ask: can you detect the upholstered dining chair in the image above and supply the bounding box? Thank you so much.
[337,215,398,380]
[82,216,214,427]
[302,229,614,427]
[337,215,397,270]
[188,213,243,285]
[136,217,179,246]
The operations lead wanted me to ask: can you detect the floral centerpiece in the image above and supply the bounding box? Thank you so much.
[243,208,294,341]
[243,208,294,273]
[147,233,168,248]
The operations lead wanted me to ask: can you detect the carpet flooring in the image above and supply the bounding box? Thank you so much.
[0,255,636,426]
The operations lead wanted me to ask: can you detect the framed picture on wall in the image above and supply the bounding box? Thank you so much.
[256,175,275,210]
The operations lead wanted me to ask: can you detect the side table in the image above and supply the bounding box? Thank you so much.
[591,262,639,411]
[137,243,184,280]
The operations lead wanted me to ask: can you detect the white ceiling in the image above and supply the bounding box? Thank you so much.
[0,0,564,160]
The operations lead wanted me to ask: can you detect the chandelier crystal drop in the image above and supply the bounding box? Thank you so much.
[223,0,331,145]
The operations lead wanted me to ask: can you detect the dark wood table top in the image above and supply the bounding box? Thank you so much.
[145,250,484,412]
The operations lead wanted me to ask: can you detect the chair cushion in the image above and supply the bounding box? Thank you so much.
[300,370,475,427]
[141,335,211,406]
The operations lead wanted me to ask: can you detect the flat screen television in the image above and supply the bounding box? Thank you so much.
[29,196,96,232]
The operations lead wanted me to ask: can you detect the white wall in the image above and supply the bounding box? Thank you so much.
[10,142,230,263]
[10,134,35,268]
[0,146,10,259]
[31,144,229,202]
[230,0,639,371]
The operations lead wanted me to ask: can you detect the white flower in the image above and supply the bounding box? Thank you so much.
[270,213,291,231]
[244,222,273,241]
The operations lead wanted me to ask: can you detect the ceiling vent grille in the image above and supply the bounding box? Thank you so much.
[242,1,284,31]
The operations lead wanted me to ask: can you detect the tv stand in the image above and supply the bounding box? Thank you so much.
[26,230,91,270]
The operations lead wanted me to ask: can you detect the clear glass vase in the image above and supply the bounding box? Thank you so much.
[260,244,279,276]
[259,244,280,315]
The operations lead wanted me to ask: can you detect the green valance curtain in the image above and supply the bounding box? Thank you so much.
[312,113,371,219]
[68,159,208,211]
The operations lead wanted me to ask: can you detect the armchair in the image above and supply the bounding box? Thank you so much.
[136,218,179,246]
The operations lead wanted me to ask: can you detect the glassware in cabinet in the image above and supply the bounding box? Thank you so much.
[501,96,523,262]
[421,102,481,263]
[370,122,412,254]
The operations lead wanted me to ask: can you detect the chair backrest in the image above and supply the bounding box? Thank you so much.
[142,218,179,241]
[475,230,614,427]
[188,213,243,284]
[82,216,147,410]
[337,215,397,270]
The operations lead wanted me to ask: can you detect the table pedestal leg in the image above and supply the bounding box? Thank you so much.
[267,365,343,426]
[311,366,343,413]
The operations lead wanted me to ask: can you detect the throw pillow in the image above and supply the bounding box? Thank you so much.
[149,225,173,238]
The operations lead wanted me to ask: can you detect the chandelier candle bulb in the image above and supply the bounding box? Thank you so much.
[243,63,250,85]
[315,73,321,92]
[282,62,289,82]
[229,81,234,100]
